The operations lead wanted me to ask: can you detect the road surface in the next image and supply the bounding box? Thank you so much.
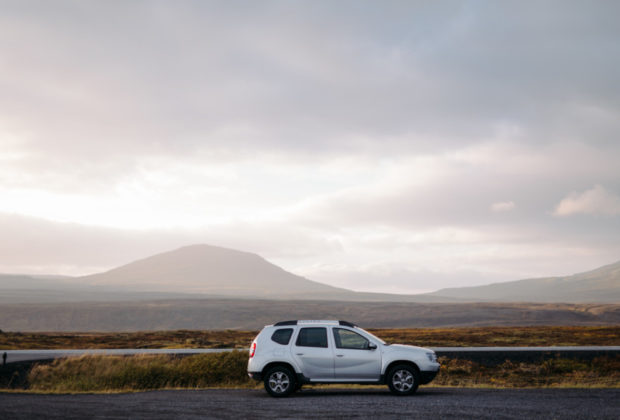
[0,388,618,419]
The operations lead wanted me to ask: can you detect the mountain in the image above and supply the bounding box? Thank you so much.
[76,244,460,302]
[0,245,451,303]
[79,244,353,299]
[428,260,620,303]
[1,244,618,304]
[80,245,618,303]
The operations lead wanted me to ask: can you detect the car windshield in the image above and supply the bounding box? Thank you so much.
[357,327,388,345]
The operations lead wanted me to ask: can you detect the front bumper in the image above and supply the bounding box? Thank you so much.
[419,369,439,385]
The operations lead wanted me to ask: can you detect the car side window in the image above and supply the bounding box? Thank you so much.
[271,328,293,345]
[333,328,370,350]
[295,327,328,348]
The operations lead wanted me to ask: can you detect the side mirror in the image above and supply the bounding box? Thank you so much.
[368,342,377,350]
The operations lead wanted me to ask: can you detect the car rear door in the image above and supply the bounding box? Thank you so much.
[291,327,334,380]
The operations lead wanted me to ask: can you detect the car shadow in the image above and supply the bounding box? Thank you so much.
[261,387,455,398]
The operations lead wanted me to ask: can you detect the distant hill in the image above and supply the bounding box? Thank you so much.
[74,244,452,302]
[428,260,620,303]
[1,244,618,304]
[78,244,355,299]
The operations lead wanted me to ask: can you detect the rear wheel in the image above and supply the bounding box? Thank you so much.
[264,366,296,397]
[387,364,419,396]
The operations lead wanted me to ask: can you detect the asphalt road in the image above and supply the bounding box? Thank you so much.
[1,388,618,419]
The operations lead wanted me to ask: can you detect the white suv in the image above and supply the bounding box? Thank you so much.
[247,320,440,397]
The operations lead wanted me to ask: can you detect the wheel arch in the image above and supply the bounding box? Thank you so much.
[382,360,420,382]
[261,361,298,377]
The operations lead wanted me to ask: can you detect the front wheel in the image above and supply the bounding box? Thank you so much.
[387,364,419,396]
[264,366,296,397]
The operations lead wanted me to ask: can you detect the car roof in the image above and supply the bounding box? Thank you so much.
[271,320,357,327]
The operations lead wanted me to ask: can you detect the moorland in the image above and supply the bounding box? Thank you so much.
[1,300,618,331]
[1,325,618,349]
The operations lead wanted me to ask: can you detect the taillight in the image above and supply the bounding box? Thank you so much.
[249,342,256,358]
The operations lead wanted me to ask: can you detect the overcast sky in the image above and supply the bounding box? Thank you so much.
[1,0,619,293]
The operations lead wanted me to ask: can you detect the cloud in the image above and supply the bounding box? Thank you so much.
[553,185,620,217]
[2,0,620,168]
[491,201,515,212]
[290,141,619,230]
[0,2,619,291]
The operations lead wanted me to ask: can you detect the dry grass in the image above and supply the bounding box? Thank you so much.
[1,326,618,350]
[3,353,616,392]
[434,356,620,388]
[26,351,255,392]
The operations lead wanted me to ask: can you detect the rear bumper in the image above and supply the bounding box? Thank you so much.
[248,372,262,381]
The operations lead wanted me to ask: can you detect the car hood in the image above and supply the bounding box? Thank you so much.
[383,344,432,354]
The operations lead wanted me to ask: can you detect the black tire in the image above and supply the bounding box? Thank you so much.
[263,366,296,397]
[387,364,419,396]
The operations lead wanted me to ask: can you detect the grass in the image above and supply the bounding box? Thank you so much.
[0,352,616,392]
[433,356,620,388]
[1,326,619,350]
[25,351,255,392]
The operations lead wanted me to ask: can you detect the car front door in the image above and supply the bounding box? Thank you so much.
[292,327,334,380]
[332,327,381,380]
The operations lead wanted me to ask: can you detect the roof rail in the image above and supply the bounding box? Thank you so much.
[273,320,358,327]
[274,320,298,326]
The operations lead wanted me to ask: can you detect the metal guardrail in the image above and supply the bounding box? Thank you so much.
[2,348,234,364]
[3,346,619,364]
[431,346,620,351]
[431,346,620,364]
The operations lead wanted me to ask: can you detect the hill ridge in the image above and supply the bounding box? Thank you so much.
[428,259,620,303]
[1,244,618,303]
[79,243,351,298]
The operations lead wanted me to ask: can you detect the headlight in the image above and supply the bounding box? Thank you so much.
[426,352,437,363]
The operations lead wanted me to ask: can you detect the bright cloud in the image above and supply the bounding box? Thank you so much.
[553,185,620,217]
[491,201,516,212]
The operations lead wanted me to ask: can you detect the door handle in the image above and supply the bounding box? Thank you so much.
[296,353,304,356]
[336,354,344,357]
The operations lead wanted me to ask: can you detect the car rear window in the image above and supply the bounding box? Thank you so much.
[295,327,328,348]
[271,328,294,345]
